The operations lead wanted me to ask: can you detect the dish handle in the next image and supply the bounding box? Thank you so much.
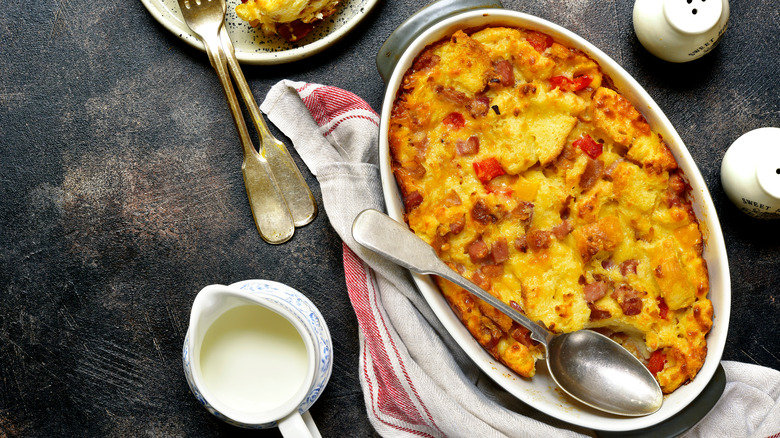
[375,0,504,83]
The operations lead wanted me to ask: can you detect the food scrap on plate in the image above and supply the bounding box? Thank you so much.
[236,0,341,41]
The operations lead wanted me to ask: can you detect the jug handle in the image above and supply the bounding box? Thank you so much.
[278,410,321,438]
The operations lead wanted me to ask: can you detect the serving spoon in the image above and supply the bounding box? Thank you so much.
[351,209,663,416]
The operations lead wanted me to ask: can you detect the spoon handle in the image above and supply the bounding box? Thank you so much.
[219,27,318,227]
[352,209,552,346]
[192,18,295,244]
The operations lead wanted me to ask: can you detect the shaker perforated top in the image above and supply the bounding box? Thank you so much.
[663,0,723,35]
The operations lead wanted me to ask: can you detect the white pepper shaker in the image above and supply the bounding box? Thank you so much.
[633,0,729,63]
[720,127,780,220]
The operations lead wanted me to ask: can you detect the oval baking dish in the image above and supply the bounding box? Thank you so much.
[376,1,731,432]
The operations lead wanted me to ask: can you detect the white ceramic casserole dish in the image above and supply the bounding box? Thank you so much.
[376,1,731,433]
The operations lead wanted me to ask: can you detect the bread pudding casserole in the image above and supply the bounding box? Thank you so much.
[236,0,341,42]
[388,26,713,394]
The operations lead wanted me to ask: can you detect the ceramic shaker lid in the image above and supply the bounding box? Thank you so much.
[633,0,730,62]
[720,127,780,219]
[663,0,722,35]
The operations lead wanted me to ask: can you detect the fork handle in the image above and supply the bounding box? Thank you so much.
[219,28,318,228]
[201,33,295,244]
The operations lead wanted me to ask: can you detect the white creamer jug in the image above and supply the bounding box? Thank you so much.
[720,127,780,219]
[633,0,729,63]
[183,280,333,436]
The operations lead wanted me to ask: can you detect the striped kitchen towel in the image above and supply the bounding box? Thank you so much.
[260,79,780,438]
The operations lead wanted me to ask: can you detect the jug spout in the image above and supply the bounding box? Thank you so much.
[189,284,263,345]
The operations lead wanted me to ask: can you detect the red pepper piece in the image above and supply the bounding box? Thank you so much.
[442,112,465,129]
[573,134,603,159]
[473,158,506,184]
[657,297,669,319]
[526,31,553,53]
[550,75,593,91]
[549,75,571,90]
[572,75,593,91]
[647,350,667,376]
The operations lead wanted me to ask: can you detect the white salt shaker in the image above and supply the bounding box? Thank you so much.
[633,0,729,63]
[720,127,780,219]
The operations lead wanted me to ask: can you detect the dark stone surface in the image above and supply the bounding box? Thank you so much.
[0,0,777,436]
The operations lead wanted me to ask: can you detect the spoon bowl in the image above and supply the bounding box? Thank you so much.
[351,209,662,416]
[547,330,663,415]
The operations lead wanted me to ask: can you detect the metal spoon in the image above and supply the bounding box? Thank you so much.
[218,26,317,228]
[351,209,663,416]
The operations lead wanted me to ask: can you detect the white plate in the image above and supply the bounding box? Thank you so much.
[141,0,378,64]
[378,9,731,432]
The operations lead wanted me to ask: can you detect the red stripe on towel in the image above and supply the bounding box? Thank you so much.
[298,84,377,127]
[343,244,441,437]
[297,81,443,437]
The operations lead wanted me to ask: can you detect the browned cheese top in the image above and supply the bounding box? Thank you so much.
[388,27,712,393]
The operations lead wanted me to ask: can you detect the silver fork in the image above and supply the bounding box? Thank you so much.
[176,0,317,244]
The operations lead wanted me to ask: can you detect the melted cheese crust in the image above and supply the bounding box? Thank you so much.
[236,0,340,40]
[389,27,712,394]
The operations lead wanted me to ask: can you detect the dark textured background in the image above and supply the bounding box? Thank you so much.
[1,0,778,436]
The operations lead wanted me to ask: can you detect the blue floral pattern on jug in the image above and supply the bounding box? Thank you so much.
[182,333,246,427]
[234,280,334,419]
